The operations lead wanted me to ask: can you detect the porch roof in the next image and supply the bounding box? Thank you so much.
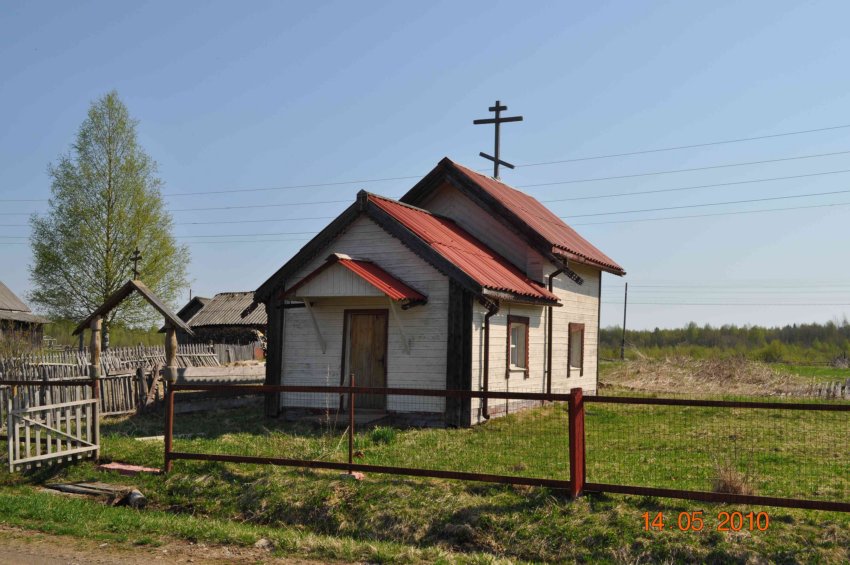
[285,253,427,304]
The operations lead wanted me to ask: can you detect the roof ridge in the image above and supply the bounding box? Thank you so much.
[365,192,462,225]
[441,158,625,274]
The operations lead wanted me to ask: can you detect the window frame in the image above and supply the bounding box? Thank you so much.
[568,322,585,376]
[506,315,530,378]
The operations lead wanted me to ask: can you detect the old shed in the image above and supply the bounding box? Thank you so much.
[0,280,50,346]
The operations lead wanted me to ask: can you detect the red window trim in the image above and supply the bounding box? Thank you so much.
[568,322,585,376]
[506,315,530,379]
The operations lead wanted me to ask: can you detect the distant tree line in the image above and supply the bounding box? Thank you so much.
[600,319,850,364]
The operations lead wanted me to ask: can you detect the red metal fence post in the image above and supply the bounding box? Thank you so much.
[568,387,585,498]
[164,379,175,473]
[348,373,355,474]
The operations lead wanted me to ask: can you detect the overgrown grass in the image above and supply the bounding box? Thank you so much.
[2,398,849,562]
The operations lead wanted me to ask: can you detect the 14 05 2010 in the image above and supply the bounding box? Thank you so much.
[642,511,770,532]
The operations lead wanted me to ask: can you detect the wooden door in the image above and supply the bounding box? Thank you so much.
[346,310,388,410]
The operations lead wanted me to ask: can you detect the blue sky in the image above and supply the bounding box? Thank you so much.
[2,1,849,330]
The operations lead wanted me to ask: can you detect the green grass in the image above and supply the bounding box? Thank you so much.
[2,400,849,563]
[776,364,850,383]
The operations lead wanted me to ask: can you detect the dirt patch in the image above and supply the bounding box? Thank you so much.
[0,525,328,564]
[600,357,808,396]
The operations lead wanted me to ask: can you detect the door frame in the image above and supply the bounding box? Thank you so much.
[340,308,390,392]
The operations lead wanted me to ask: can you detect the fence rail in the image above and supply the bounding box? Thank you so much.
[0,344,228,415]
[162,383,850,512]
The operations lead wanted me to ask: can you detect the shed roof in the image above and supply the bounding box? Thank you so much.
[402,158,625,275]
[0,280,49,324]
[186,292,267,328]
[368,194,558,303]
[286,253,427,303]
[0,280,30,313]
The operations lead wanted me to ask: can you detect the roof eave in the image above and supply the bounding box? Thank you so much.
[254,201,362,303]
[482,288,561,306]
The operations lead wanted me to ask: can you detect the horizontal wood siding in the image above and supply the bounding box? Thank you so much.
[469,263,601,425]
[280,216,449,413]
[551,263,600,391]
[293,263,386,298]
[420,182,548,280]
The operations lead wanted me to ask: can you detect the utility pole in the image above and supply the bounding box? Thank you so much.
[620,282,628,361]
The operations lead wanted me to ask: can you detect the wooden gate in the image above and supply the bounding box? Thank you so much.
[5,387,98,472]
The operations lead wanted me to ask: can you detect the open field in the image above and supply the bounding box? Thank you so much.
[599,357,850,396]
[2,394,849,563]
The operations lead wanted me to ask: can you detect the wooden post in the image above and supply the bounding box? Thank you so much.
[163,321,178,473]
[164,382,175,473]
[89,317,102,379]
[135,367,148,413]
[164,324,178,383]
[348,373,355,474]
[89,317,102,460]
[6,391,13,473]
[568,387,585,498]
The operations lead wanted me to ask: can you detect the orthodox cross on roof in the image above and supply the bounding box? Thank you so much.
[130,247,142,280]
[473,100,523,179]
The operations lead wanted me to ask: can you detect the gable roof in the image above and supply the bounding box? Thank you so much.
[254,191,560,306]
[286,253,427,303]
[368,194,558,303]
[402,158,625,275]
[74,280,193,336]
[0,280,50,324]
[186,292,267,328]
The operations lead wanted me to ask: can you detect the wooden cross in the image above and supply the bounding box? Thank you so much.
[473,100,523,179]
[131,247,142,280]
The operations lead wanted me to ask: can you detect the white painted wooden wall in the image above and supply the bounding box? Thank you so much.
[279,215,449,413]
[468,263,600,425]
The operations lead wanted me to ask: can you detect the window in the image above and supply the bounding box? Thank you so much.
[568,323,585,376]
[506,315,529,378]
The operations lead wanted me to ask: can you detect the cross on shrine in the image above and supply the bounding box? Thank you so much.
[130,247,142,280]
[473,100,523,179]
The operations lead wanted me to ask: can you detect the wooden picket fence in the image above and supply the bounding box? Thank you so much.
[3,382,99,472]
[806,379,850,400]
[0,344,222,416]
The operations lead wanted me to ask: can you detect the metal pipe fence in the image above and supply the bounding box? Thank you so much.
[583,395,850,512]
[161,383,850,512]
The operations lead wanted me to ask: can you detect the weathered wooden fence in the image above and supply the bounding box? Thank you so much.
[0,344,224,416]
[209,342,263,364]
[805,379,850,399]
[3,379,99,472]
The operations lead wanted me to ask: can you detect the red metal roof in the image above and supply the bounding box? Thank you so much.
[287,253,426,302]
[368,195,559,302]
[449,160,625,275]
[336,254,426,301]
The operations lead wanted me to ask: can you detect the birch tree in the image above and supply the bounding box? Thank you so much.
[29,91,189,345]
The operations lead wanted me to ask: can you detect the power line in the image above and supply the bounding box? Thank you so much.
[539,169,850,203]
[571,199,850,226]
[517,123,850,168]
[565,188,850,219]
[164,174,426,197]
[603,302,850,306]
[177,231,318,238]
[170,199,351,212]
[518,150,850,189]
[3,122,849,203]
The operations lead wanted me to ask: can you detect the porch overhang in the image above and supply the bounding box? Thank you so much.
[283,253,428,309]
